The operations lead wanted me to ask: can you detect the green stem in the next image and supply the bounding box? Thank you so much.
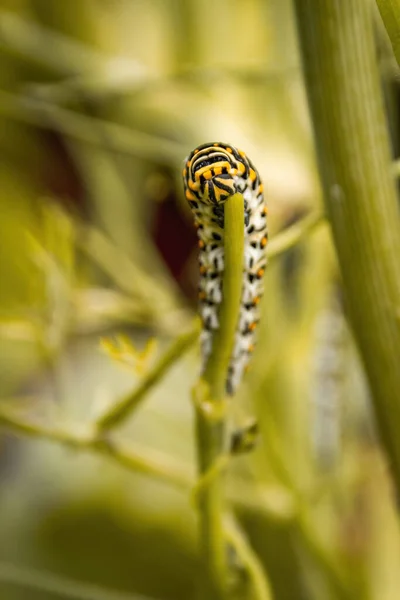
[194,193,245,599]
[294,0,400,494]
[0,399,295,521]
[97,325,200,431]
[375,0,400,68]
[202,193,245,399]
[225,516,273,600]
[0,560,143,600]
[295,513,352,600]
[0,90,184,166]
[267,210,323,260]
[0,9,103,75]
[0,407,191,489]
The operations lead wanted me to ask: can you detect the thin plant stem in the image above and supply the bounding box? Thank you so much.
[202,193,245,398]
[0,209,323,345]
[0,407,191,489]
[0,560,154,600]
[0,90,185,166]
[294,513,352,600]
[193,192,245,599]
[267,210,323,260]
[97,324,200,431]
[77,205,184,316]
[0,9,104,75]
[0,400,297,524]
[96,208,323,432]
[225,516,273,600]
[0,403,352,598]
[294,0,400,496]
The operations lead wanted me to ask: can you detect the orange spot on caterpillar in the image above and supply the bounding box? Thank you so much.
[198,240,205,249]
[239,150,246,158]
[259,184,264,193]
[185,189,195,200]
[261,237,268,247]
[249,169,256,181]
[262,206,267,216]
[213,142,219,146]
[194,149,199,154]
[199,265,207,274]
[253,296,260,305]
[226,147,232,153]
[249,322,257,332]
[257,268,265,278]
[203,170,213,180]
[213,167,222,175]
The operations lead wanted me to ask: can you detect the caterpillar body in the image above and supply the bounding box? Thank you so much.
[183,142,267,395]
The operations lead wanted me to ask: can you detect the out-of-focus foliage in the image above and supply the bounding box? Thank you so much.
[0,1,399,599]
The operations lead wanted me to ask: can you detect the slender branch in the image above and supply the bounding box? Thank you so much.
[0,210,323,345]
[225,516,273,600]
[0,10,104,75]
[294,0,400,494]
[77,219,185,319]
[3,82,400,183]
[294,514,351,600]
[0,560,154,600]
[0,404,352,599]
[193,193,245,599]
[375,0,400,68]
[97,325,200,431]
[0,90,184,166]
[267,210,324,260]
[0,10,295,104]
[257,413,352,599]
[0,407,350,597]
[0,408,191,490]
[0,400,296,524]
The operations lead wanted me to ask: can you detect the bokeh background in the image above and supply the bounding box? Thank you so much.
[0,1,399,599]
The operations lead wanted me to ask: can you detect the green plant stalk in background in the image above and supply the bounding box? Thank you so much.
[193,193,244,599]
[375,0,400,68]
[294,0,400,495]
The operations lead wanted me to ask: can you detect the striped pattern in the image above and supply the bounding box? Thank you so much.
[183,142,268,395]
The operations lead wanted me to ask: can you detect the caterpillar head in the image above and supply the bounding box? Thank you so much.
[184,142,246,205]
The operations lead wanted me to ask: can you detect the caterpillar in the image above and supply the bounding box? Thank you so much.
[183,142,268,395]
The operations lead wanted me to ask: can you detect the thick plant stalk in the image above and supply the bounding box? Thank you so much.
[193,192,244,599]
[294,0,400,493]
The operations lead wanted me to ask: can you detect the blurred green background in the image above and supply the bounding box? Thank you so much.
[0,1,399,599]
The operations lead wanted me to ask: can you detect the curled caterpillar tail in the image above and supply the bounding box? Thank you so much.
[183,142,267,396]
